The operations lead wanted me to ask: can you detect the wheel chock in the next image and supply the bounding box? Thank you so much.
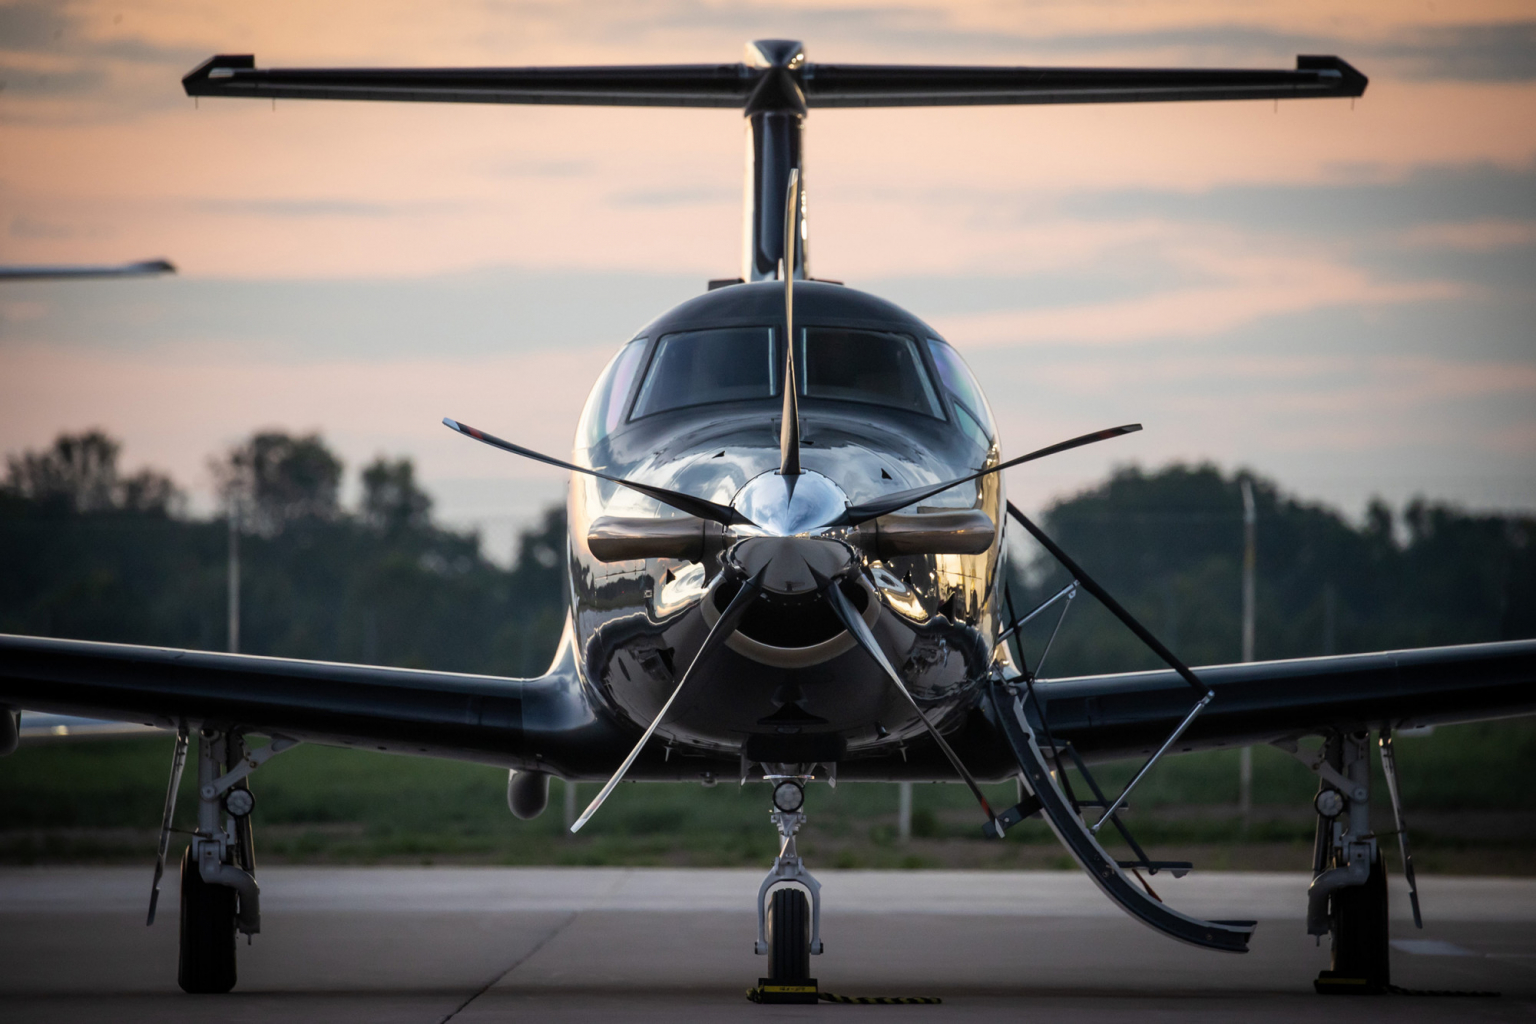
[747,979,819,1004]
[1314,971,1382,995]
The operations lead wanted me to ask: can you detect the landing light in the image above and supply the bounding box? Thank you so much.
[772,780,805,813]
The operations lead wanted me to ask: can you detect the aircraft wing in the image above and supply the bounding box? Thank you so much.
[3,630,1531,774]
[1027,639,1536,761]
[0,630,626,772]
[0,259,175,281]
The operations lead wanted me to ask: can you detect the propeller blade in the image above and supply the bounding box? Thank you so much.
[812,566,997,824]
[570,567,767,833]
[779,168,803,478]
[840,424,1141,526]
[443,417,752,527]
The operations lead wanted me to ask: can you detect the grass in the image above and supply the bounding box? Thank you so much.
[1,719,1532,873]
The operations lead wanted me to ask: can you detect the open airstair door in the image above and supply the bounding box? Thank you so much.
[991,679,1256,953]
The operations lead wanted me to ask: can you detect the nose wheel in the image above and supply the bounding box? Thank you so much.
[768,888,812,983]
[752,772,823,1004]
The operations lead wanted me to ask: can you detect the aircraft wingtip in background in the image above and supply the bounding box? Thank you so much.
[0,258,176,281]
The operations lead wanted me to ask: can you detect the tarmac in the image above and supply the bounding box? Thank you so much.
[2,866,1534,1022]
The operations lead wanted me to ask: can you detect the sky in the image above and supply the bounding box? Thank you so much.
[1,0,1533,561]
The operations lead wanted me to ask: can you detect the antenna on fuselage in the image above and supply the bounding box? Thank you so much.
[779,168,803,480]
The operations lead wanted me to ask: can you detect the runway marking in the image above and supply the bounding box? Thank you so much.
[438,911,578,1023]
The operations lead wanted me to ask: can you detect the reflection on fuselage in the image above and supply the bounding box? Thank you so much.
[563,281,1005,767]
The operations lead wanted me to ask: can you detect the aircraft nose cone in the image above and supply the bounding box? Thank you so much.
[732,470,846,536]
[730,535,857,595]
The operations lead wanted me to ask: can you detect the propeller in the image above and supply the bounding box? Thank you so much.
[570,566,768,832]
[443,417,753,527]
[811,564,998,826]
[779,168,803,479]
[838,423,1142,526]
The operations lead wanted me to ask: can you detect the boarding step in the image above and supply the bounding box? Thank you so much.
[990,680,1254,953]
[1117,860,1193,878]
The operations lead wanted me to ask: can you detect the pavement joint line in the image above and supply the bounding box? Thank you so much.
[437,911,578,1024]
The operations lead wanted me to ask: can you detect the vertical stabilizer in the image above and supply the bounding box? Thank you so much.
[744,40,808,282]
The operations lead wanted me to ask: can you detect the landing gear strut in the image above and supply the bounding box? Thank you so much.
[1293,731,1391,994]
[150,727,297,994]
[752,769,823,1004]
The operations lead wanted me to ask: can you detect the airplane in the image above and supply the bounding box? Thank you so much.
[2,39,1532,1002]
[0,259,176,280]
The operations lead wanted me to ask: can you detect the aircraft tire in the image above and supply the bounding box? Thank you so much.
[767,887,811,982]
[178,846,237,994]
[1316,851,1390,995]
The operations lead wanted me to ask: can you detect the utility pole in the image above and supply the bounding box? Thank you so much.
[1323,582,1337,655]
[563,778,578,833]
[1239,479,1256,825]
[898,781,912,843]
[226,501,241,654]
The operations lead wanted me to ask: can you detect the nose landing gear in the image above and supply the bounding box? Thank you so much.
[751,771,823,1004]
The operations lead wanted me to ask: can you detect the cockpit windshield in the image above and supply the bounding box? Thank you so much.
[625,323,948,422]
[631,327,776,419]
[798,328,942,418]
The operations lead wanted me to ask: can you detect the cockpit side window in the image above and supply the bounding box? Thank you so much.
[576,338,647,449]
[797,328,943,419]
[630,327,776,419]
[927,338,996,448]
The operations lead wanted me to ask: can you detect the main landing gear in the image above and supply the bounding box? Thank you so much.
[147,724,298,994]
[751,769,824,1005]
[1283,731,1397,994]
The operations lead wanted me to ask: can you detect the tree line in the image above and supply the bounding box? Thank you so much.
[1,431,1531,678]
[1009,464,1535,678]
[0,431,564,676]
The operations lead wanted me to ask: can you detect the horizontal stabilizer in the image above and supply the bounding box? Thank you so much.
[802,55,1367,107]
[184,53,1365,110]
[184,55,752,107]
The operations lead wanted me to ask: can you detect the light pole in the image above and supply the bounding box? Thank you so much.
[226,500,241,654]
[1239,480,1256,825]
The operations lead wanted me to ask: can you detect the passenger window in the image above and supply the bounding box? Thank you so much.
[927,338,996,448]
[798,328,943,419]
[576,339,647,449]
[631,327,776,419]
